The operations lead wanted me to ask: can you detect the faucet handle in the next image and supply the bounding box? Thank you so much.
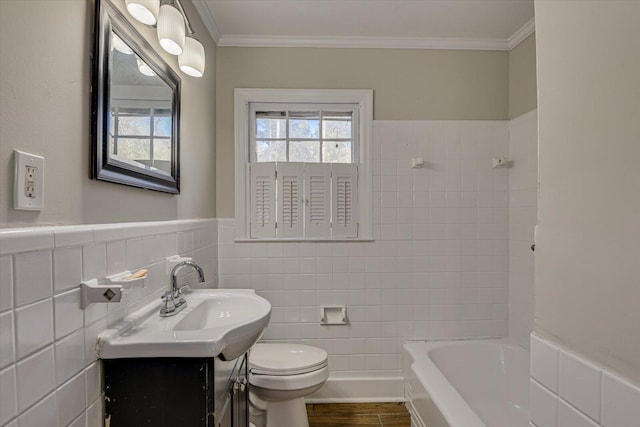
[161,290,173,301]
[178,284,191,294]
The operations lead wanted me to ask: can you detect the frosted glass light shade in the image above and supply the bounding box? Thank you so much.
[157,5,185,55]
[125,0,159,25]
[179,37,205,77]
[137,58,156,77]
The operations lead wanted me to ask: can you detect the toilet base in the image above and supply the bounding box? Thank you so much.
[265,397,309,427]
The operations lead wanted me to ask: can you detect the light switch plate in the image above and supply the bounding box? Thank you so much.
[14,149,44,211]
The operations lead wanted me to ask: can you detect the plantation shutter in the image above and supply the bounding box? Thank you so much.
[304,163,331,238]
[249,162,276,238]
[276,163,304,238]
[331,163,358,238]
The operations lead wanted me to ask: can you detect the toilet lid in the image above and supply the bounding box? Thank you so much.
[250,343,328,376]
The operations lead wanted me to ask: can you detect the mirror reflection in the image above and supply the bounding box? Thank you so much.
[109,31,173,176]
[92,0,180,194]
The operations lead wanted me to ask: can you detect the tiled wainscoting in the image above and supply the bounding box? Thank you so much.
[0,219,217,426]
[508,110,537,349]
[530,334,640,427]
[219,119,515,399]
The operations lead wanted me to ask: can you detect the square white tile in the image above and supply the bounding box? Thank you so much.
[530,379,558,427]
[106,240,127,276]
[15,298,53,359]
[84,362,102,405]
[0,365,17,425]
[558,399,599,427]
[0,311,15,369]
[56,371,86,427]
[82,243,106,281]
[13,250,52,306]
[54,288,83,339]
[17,391,56,427]
[602,371,640,427]
[16,346,55,412]
[531,334,560,393]
[69,413,86,427]
[55,329,85,386]
[86,397,104,427]
[559,351,602,422]
[53,246,82,293]
[126,238,144,270]
[0,256,13,311]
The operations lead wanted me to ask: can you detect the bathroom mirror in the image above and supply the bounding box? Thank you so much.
[92,0,180,193]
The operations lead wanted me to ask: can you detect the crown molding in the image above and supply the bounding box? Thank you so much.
[191,0,221,43]
[195,1,535,51]
[508,18,535,49]
[217,35,512,51]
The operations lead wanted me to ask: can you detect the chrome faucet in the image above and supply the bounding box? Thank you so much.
[160,261,205,317]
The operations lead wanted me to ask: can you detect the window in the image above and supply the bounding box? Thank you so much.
[235,89,373,241]
[252,107,355,163]
[109,106,172,174]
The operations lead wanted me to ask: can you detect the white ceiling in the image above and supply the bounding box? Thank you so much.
[193,0,535,51]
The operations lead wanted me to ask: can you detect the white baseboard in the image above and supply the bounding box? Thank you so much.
[305,377,404,403]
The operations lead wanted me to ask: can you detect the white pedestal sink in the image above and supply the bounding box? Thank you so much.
[98,289,272,360]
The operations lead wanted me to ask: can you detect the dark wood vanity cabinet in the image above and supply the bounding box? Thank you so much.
[103,353,248,427]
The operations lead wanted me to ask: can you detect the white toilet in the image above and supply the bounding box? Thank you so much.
[249,343,329,427]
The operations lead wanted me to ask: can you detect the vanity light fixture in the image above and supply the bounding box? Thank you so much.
[125,0,160,26]
[179,37,205,77]
[124,0,205,77]
[157,3,185,55]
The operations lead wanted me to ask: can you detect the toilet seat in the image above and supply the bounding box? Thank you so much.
[250,365,329,391]
[250,343,328,376]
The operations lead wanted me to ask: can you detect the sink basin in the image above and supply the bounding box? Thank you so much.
[98,289,271,360]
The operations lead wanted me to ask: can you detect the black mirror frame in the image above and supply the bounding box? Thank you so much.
[91,0,181,194]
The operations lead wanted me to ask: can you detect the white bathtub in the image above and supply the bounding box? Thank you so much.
[403,339,529,427]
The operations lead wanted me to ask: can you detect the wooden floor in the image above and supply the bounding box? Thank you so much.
[306,402,411,427]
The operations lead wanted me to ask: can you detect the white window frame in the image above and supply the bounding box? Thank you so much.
[234,88,373,241]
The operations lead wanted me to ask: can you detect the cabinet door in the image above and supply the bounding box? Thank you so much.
[103,358,214,426]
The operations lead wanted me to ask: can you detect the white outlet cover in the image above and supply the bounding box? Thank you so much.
[14,149,44,211]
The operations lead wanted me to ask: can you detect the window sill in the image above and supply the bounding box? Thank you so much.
[234,238,374,243]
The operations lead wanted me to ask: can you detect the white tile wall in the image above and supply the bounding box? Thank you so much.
[219,120,511,379]
[508,109,537,348]
[530,334,559,393]
[0,218,217,426]
[559,351,602,422]
[530,334,640,427]
[15,298,53,359]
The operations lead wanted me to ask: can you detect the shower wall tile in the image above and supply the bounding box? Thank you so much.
[0,218,218,426]
[219,120,511,379]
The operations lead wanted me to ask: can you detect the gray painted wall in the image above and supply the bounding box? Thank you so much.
[535,0,640,385]
[0,0,216,227]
